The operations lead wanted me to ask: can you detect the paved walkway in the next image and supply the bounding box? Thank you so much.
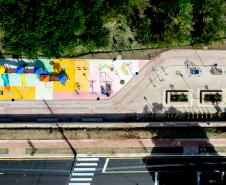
[0,138,226,158]
[1,49,226,115]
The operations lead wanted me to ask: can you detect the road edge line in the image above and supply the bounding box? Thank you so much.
[102,158,109,173]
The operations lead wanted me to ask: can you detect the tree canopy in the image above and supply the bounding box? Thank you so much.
[0,0,225,58]
[0,0,109,58]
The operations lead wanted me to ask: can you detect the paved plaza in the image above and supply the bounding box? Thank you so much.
[0,49,226,115]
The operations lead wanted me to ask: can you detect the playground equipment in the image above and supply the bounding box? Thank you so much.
[0,66,10,90]
[190,68,202,75]
[20,74,26,86]
[0,63,67,87]
[75,82,81,94]
[210,63,224,75]
[184,60,202,76]
[1,73,10,90]
[99,72,112,96]
[0,65,5,74]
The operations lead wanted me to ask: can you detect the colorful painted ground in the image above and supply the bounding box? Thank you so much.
[0,59,149,100]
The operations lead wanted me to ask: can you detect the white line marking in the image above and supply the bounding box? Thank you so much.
[74,168,96,172]
[69,183,90,185]
[70,178,92,181]
[77,158,99,161]
[102,158,109,173]
[197,171,201,185]
[155,172,159,185]
[76,163,97,166]
[72,173,94,176]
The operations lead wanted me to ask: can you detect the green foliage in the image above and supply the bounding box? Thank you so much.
[131,0,194,46]
[0,0,226,57]
[191,0,226,45]
[0,0,109,58]
[127,0,226,47]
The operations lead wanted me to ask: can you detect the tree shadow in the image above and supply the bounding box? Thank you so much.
[0,51,5,59]
[152,103,163,113]
[143,105,151,114]
[0,58,34,67]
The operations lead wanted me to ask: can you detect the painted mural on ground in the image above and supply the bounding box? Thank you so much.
[0,58,149,100]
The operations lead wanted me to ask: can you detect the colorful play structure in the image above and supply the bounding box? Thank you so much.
[0,63,67,91]
[0,58,149,100]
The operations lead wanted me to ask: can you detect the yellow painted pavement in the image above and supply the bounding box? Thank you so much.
[0,86,35,100]
[52,59,89,92]
[74,60,89,92]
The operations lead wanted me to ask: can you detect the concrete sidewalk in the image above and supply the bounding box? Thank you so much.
[0,138,226,158]
[0,121,225,128]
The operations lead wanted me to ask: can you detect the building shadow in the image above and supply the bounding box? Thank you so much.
[142,106,226,185]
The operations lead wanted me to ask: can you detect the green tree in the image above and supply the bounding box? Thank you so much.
[191,0,226,45]
[0,0,109,58]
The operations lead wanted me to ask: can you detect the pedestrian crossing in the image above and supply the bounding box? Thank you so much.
[68,157,99,185]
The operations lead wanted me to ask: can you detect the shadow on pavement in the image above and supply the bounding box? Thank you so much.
[142,110,226,185]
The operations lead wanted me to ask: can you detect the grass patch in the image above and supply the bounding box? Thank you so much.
[26,147,183,155]
[1,127,226,140]
[0,148,8,154]
[26,148,73,155]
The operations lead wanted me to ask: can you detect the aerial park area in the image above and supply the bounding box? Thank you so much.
[0,61,67,100]
[0,59,148,100]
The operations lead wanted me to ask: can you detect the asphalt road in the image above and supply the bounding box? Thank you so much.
[0,157,226,185]
[93,157,226,185]
[0,159,72,185]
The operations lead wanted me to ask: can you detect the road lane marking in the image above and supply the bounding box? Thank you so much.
[76,163,97,166]
[77,158,99,161]
[102,158,109,173]
[74,168,96,171]
[70,178,92,181]
[103,163,187,174]
[69,183,90,185]
[155,172,159,185]
[221,171,225,180]
[72,173,94,176]
[0,157,73,161]
[197,171,201,185]
[104,170,149,174]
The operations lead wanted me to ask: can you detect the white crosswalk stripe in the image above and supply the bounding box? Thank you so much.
[68,157,99,185]
[76,163,98,166]
[69,183,90,185]
[71,178,92,181]
[72,173,94,176]
[74,168,96,171]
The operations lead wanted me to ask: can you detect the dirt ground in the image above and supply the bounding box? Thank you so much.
[76,48,165,60]
[0,127,226,140]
